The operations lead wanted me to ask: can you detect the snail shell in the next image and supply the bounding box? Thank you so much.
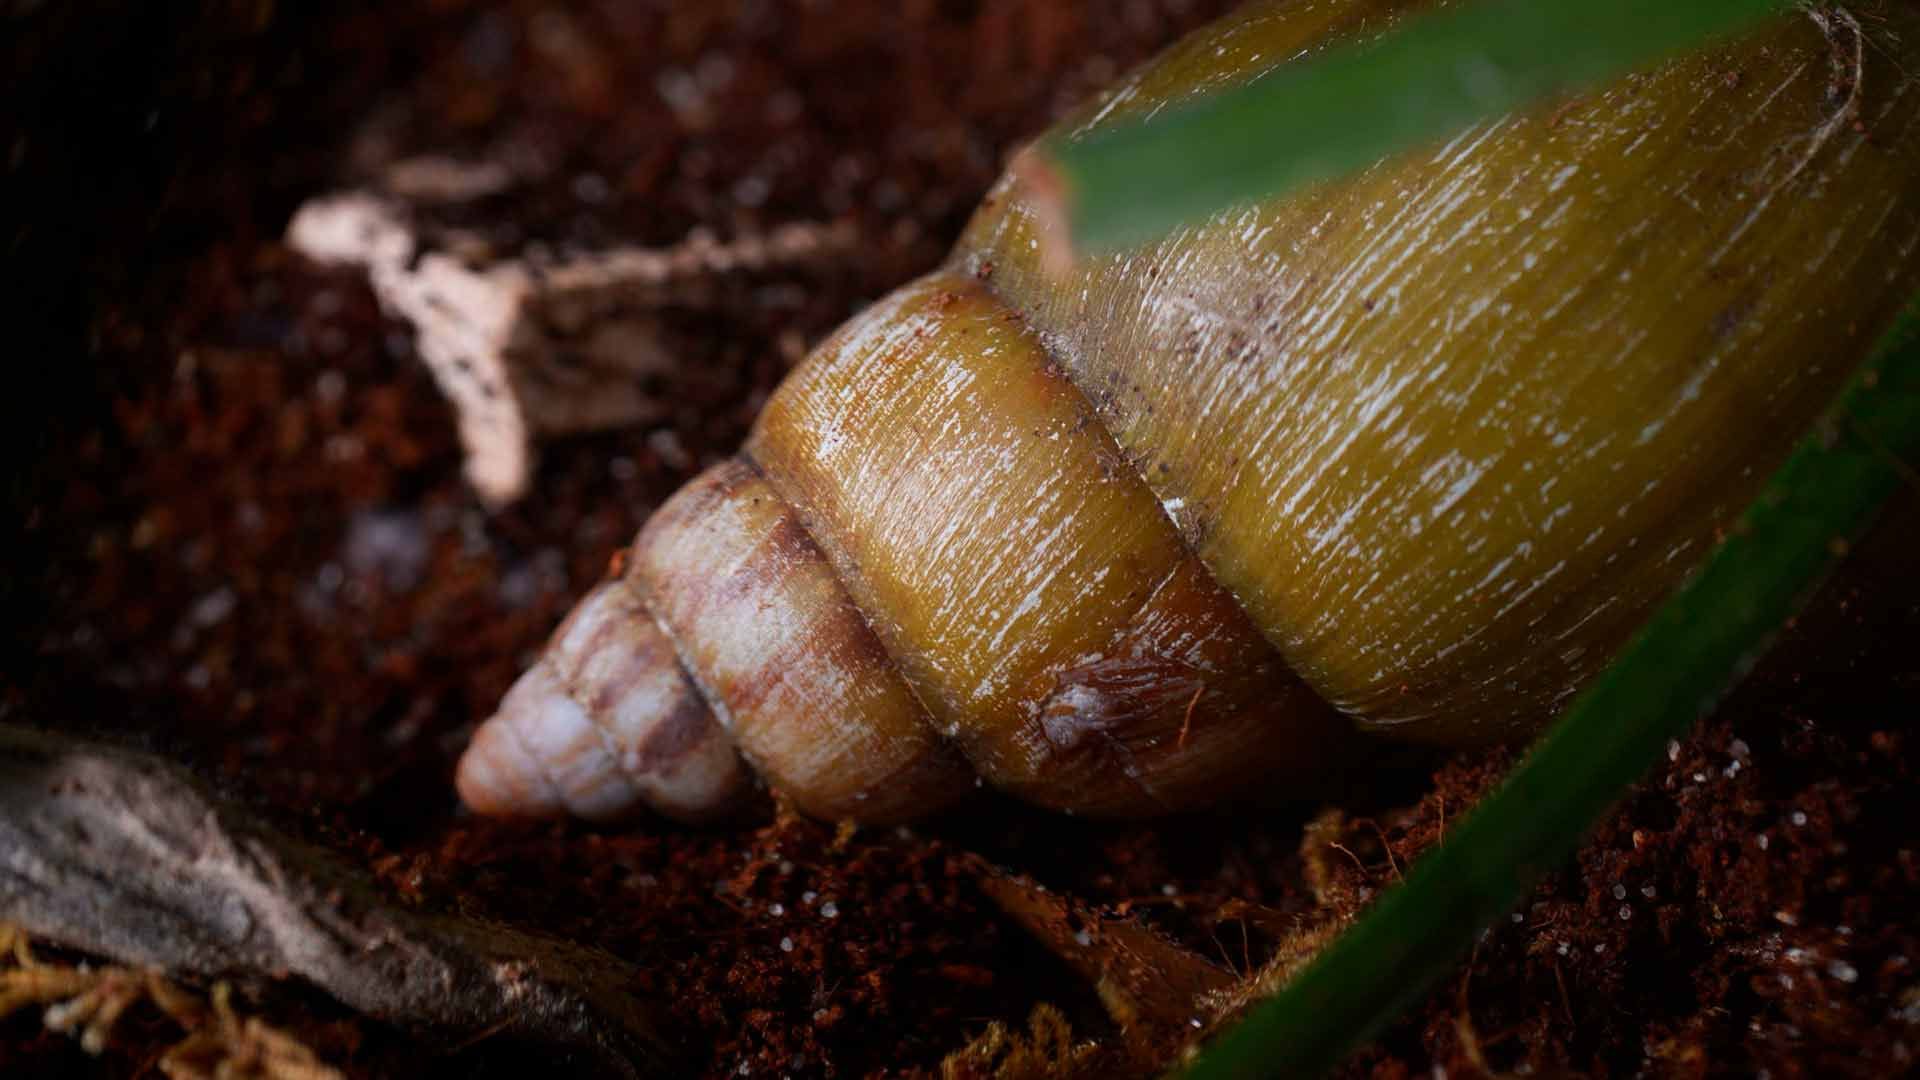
[457,0,1920,824]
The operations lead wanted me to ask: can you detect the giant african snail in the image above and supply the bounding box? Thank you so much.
[455,0,1920,825]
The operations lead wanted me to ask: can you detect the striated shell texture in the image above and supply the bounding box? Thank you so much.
[457,0,1920,825]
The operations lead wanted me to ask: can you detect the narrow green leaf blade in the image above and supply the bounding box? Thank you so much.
[1178,297,1920,1078]
[1048,0,1790,253]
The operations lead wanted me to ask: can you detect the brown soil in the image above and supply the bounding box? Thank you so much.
[6,2,1917,1077]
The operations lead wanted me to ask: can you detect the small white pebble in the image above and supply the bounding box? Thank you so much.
[801,891,817,905]
[1641,885,1657,899]
[1619,905,1632,921]
[778,860,794,875]
[1828,959,1859,984]
[1073,930,1093,947]
[571,172,610,204]
[315,368,347,403]
[1162,883,1178,897]
[1693,771,1707,783]
[820,901,839,919]
[1731,738,1752,758]
[1512,912,1524,924]
[190,587,237,627]
[316,563,345,593]
[1758,834,1771,851]
[731,174,770,208]
[1838,925,1853,937]
[1791,810,1808,826]
[1613,884,1627,900]
[767,903,785,917]
[1557,942,1570,957]
[779,936,794,953]
[1595,943,1607,954]
[1190,1017,1203,1029]
[1667,739,1681,761]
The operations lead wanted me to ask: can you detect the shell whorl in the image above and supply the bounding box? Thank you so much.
[458,0,1920,824]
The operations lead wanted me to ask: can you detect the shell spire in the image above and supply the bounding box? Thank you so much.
[454,577,751,823]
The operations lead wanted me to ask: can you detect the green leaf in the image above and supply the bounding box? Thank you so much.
[1045,0,1790,254]
[1178,296,1920,1078]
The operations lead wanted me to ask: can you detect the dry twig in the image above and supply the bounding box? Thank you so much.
[0,725,676,1077]
[286,158,857,506]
